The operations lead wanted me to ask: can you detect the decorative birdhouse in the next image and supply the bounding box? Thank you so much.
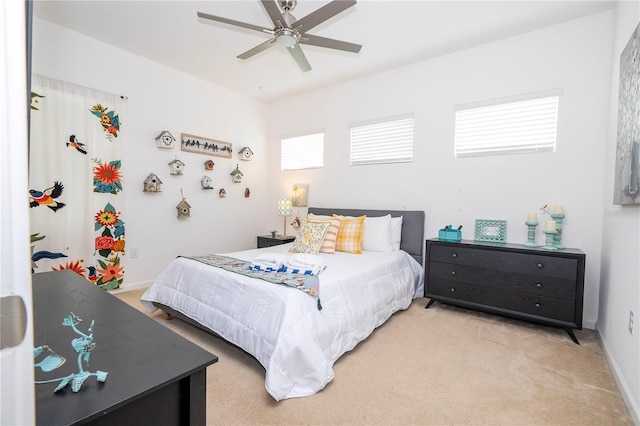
[244,187,250,197]
[176,199,191,217]
[201,176,213,190]
[230,164,243,183]
[204,160,215,170]
[218,188,227,198]
[155,130,176,149]
[176,189,191,218]
[143,173,163,192]
[239,147,254,161]
[168,158,185,175]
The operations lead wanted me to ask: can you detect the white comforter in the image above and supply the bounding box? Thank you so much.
[140,244,424,400]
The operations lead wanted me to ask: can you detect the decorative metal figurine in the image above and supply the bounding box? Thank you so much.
[34,312,108,393]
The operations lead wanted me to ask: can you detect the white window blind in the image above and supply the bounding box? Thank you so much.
[454,94,560,158]
[280,132,324,171]
[350,115,414,165]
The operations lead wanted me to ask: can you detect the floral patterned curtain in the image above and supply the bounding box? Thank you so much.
[29,75,126,289]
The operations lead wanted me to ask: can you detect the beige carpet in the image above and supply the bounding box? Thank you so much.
[117,289,632,425]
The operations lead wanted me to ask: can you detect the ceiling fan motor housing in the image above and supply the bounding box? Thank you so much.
[279,0,297,12]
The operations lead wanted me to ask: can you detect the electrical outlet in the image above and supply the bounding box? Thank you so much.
[629,310,635,335]
[130,248,139,259]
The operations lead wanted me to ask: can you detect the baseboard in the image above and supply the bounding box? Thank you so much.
[111,280,153,294]
[597,329,640,425]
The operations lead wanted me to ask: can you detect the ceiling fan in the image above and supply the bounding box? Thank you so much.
[197,0,362,72]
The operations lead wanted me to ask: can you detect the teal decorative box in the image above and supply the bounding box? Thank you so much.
[438,226,462,242]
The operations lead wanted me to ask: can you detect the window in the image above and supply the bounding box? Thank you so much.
[454,92,560,158]
[280,132,324,171]
[350,114,414,165]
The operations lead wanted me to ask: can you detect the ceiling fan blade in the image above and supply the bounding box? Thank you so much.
[197,11,270,33]
[299,34,361,53]
[260,0,284,28]
[237,39,277,60]
[293,0,357,33]
[287,44,311,72]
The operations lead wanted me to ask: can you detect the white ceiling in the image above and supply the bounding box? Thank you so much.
[33,0,615,103]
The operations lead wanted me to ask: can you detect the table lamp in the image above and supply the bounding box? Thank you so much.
[277,199,292,236]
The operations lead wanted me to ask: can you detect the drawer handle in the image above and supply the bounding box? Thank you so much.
[536,283,543,289]
[450,271,456,276]
[451,253,457,259]
[450,288,456,293]
[535,303,541,309]
[537,263,544,269]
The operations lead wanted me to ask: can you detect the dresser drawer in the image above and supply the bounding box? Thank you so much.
[427,279,487,305]
[428,279,576,323]
[427,261,577,300]
[429,244,579,280]
[490,290,576,323]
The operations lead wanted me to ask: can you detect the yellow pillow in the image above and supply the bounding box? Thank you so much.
[333,215,365,254]
[289,220,331,255]
[308,213,342,255]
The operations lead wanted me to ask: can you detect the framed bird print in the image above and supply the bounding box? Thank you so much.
[181,133,232,159]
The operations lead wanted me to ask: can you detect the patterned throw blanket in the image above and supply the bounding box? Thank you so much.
[182,255,322,310]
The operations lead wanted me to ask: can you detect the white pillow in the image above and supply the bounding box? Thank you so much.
[307,213,332,220]
[362,214,393,252]
[391,216,403,251]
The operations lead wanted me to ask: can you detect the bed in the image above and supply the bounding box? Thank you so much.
[140,208,425,400]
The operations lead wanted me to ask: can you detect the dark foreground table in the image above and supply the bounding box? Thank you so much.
[33,270,218,425]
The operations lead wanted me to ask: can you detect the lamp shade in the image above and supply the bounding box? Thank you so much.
[277,199,292,216]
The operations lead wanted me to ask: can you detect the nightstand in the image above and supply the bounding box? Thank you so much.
[257,235,295,248]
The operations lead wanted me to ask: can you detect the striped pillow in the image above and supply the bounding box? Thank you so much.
[333,215,365,254]
[308,213,341,254]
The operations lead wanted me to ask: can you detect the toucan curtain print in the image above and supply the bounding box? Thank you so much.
[29,75,126,289]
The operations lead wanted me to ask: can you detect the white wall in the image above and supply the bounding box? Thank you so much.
[599,1,640,423]
[32,18,271,289]
[268,11,613,330]
[30,6,638,422]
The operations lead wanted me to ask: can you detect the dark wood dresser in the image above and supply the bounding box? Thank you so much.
[33,270,218,425]
[425,239,585,343]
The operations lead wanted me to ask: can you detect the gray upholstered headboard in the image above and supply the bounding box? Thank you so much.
[307,207,425,266]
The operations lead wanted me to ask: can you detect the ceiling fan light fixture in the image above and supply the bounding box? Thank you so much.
[275,28,298,47]
[276,34,296,47]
